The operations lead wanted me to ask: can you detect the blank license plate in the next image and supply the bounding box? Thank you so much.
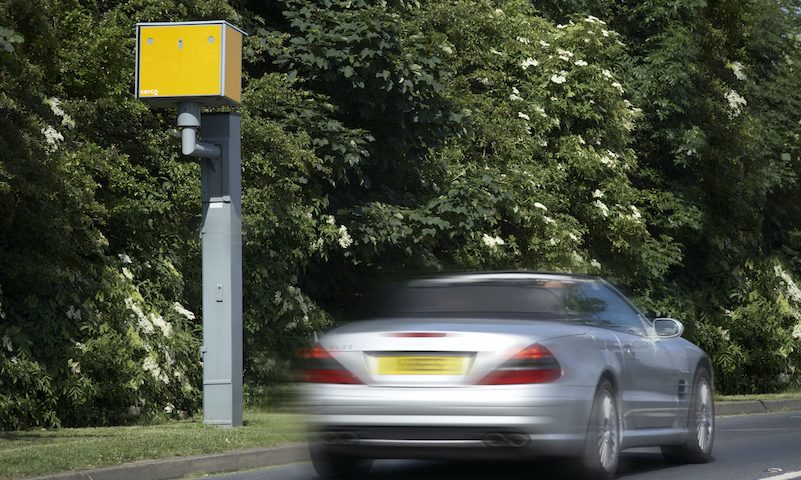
[378,356,466,375]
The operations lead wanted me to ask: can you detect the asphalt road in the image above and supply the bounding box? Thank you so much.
[206,412,801,480]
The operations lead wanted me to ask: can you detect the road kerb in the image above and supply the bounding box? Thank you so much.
[28,443,308,480]
[761,398,801,413]
[715,398,801,416]
[715,400,768,416]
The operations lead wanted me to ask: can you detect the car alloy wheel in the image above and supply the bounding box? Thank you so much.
[661,367,714,464]
[597,389,619,472]
[581,379,619,479]
[695,377,713,455]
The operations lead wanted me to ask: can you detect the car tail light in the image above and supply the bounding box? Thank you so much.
[296,344,362,384]
[477,344,561,385]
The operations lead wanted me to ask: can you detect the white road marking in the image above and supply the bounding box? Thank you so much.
[757,471,801,480]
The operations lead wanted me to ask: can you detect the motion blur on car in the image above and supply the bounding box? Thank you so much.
[297,272,715,479]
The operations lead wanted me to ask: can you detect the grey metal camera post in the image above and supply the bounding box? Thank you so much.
[179,103,243,427]
[135,21,246,426]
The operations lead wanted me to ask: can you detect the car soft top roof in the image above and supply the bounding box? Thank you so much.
[407,271,602,287]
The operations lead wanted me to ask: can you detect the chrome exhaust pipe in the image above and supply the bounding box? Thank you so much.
[484,432,506,447]
[507,433,529,448]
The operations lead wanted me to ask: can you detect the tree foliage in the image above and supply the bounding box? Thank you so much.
[2,0,801,429]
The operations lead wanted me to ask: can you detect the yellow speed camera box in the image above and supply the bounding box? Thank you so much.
[136,21,245,107]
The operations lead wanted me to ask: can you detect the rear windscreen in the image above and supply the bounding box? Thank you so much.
[386,283,570,318]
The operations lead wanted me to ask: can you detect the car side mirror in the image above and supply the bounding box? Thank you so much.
[653,318,684,338]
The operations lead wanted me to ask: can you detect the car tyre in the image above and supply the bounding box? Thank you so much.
[309,443,373,479]
[662,367,714,464]
[579,379,620,479]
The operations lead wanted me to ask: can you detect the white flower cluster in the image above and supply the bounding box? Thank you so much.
[122,267,134,280]
[173,302,196,320]
[67,358,81,374]
[143,354,161,381]
[142,352,173,385]
[583,15,607,25]
[520,58,539,70]
[482,233,505,249]
[125,296,172,337]
[593,200,610,217]
[793,322,801,340]
[126,296,152,333]
[774,263,801,303]
[274,285,315,327]
[150,313,173,338]
[43,97,76,129]
[41,125,64,152]
[550,71,568,84]
[728,61,747,81]
[40,97,76,153]
[310,237,325,252]
[725,89,747,118]
[338,225,353,248]
[599,150,620,168]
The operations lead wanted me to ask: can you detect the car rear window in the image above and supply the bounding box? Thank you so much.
[386,283,569,318]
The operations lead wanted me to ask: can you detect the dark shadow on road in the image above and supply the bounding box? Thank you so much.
[304,450,690,480]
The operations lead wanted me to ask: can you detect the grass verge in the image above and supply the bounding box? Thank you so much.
[0,409,304,479]
[716,390,801,402]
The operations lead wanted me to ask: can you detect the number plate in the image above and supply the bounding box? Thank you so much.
[377,356,467,375]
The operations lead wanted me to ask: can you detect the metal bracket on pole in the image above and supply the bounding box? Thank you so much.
[178,102,222,159]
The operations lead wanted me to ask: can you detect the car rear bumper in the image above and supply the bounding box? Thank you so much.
[300,383,595,459]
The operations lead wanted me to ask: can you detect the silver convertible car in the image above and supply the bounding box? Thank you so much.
[297,272,714,479]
